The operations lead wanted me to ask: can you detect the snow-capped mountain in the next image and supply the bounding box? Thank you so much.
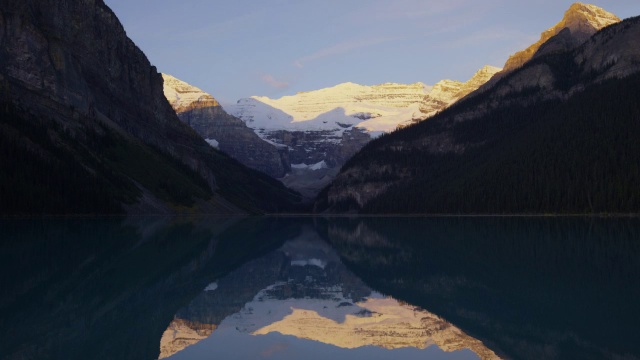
[226,66,500,134]
[220,68,499,197]
[229,82,429,133]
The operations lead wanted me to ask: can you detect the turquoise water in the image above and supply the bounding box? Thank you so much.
[1,216,638,360]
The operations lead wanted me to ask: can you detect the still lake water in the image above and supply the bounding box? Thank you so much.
[0,216,638,360]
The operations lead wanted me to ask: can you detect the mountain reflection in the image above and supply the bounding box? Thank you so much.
[1,216,638,360]
[323,217,640,360]
[161,225,498,359]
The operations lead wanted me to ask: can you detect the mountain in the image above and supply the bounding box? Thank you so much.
[480,2,619,91]
[316,11,640,214]
[0,0,300,214]
[221,67,499,198]
[505,2,619,71]
[162,74,290,178]
[227,66,501,134]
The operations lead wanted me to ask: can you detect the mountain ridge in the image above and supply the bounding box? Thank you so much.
[477,2,620,94]
[228,66,501,133]
[504,2,620,72]
[316,11,640,214]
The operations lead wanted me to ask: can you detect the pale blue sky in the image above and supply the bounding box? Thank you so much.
[104,0,640,104]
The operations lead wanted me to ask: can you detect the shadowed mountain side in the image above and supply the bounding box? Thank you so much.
[270,107,372,201]
[176,104,291,178]
[0,0,301,215]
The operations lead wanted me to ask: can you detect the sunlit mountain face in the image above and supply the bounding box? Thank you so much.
[159,227,499,360]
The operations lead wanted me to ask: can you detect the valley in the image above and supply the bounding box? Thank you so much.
[0,1,638,215]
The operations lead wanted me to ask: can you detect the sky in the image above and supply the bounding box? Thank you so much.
[104,0,640,105]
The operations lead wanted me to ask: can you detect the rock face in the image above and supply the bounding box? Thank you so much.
[0,0,300,214]
[159,319,216,359]
[162,74,290,178]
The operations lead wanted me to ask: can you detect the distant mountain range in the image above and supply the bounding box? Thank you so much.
[163,66,500,198]
[317,3,640,214]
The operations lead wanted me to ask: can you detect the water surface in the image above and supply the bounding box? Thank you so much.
[0,216,638,360]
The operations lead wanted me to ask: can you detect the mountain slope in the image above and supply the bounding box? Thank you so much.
[505,3,619,71]
[414,65,501,124]
[316,14,640,214]
[0,0,301,215]
[162,74,290,178]
[479,2,619,92]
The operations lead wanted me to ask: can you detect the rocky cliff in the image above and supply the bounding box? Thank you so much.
[506,3,619,72]
[479,2,620,92]
[162,74,290,178]
[0,0,300,214]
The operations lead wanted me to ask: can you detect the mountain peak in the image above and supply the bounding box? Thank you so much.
[162,73,219,112]
[478,65,503,74]
[503,3,620,72]
[563,2,620,34]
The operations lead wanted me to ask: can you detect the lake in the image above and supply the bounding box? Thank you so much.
[1,216,638,360]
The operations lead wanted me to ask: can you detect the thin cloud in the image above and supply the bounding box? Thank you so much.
[294,37,399,68]
[369,0,468,21]
[261,74,289,89]
[442,28,533,49]
[260,342,290,358]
